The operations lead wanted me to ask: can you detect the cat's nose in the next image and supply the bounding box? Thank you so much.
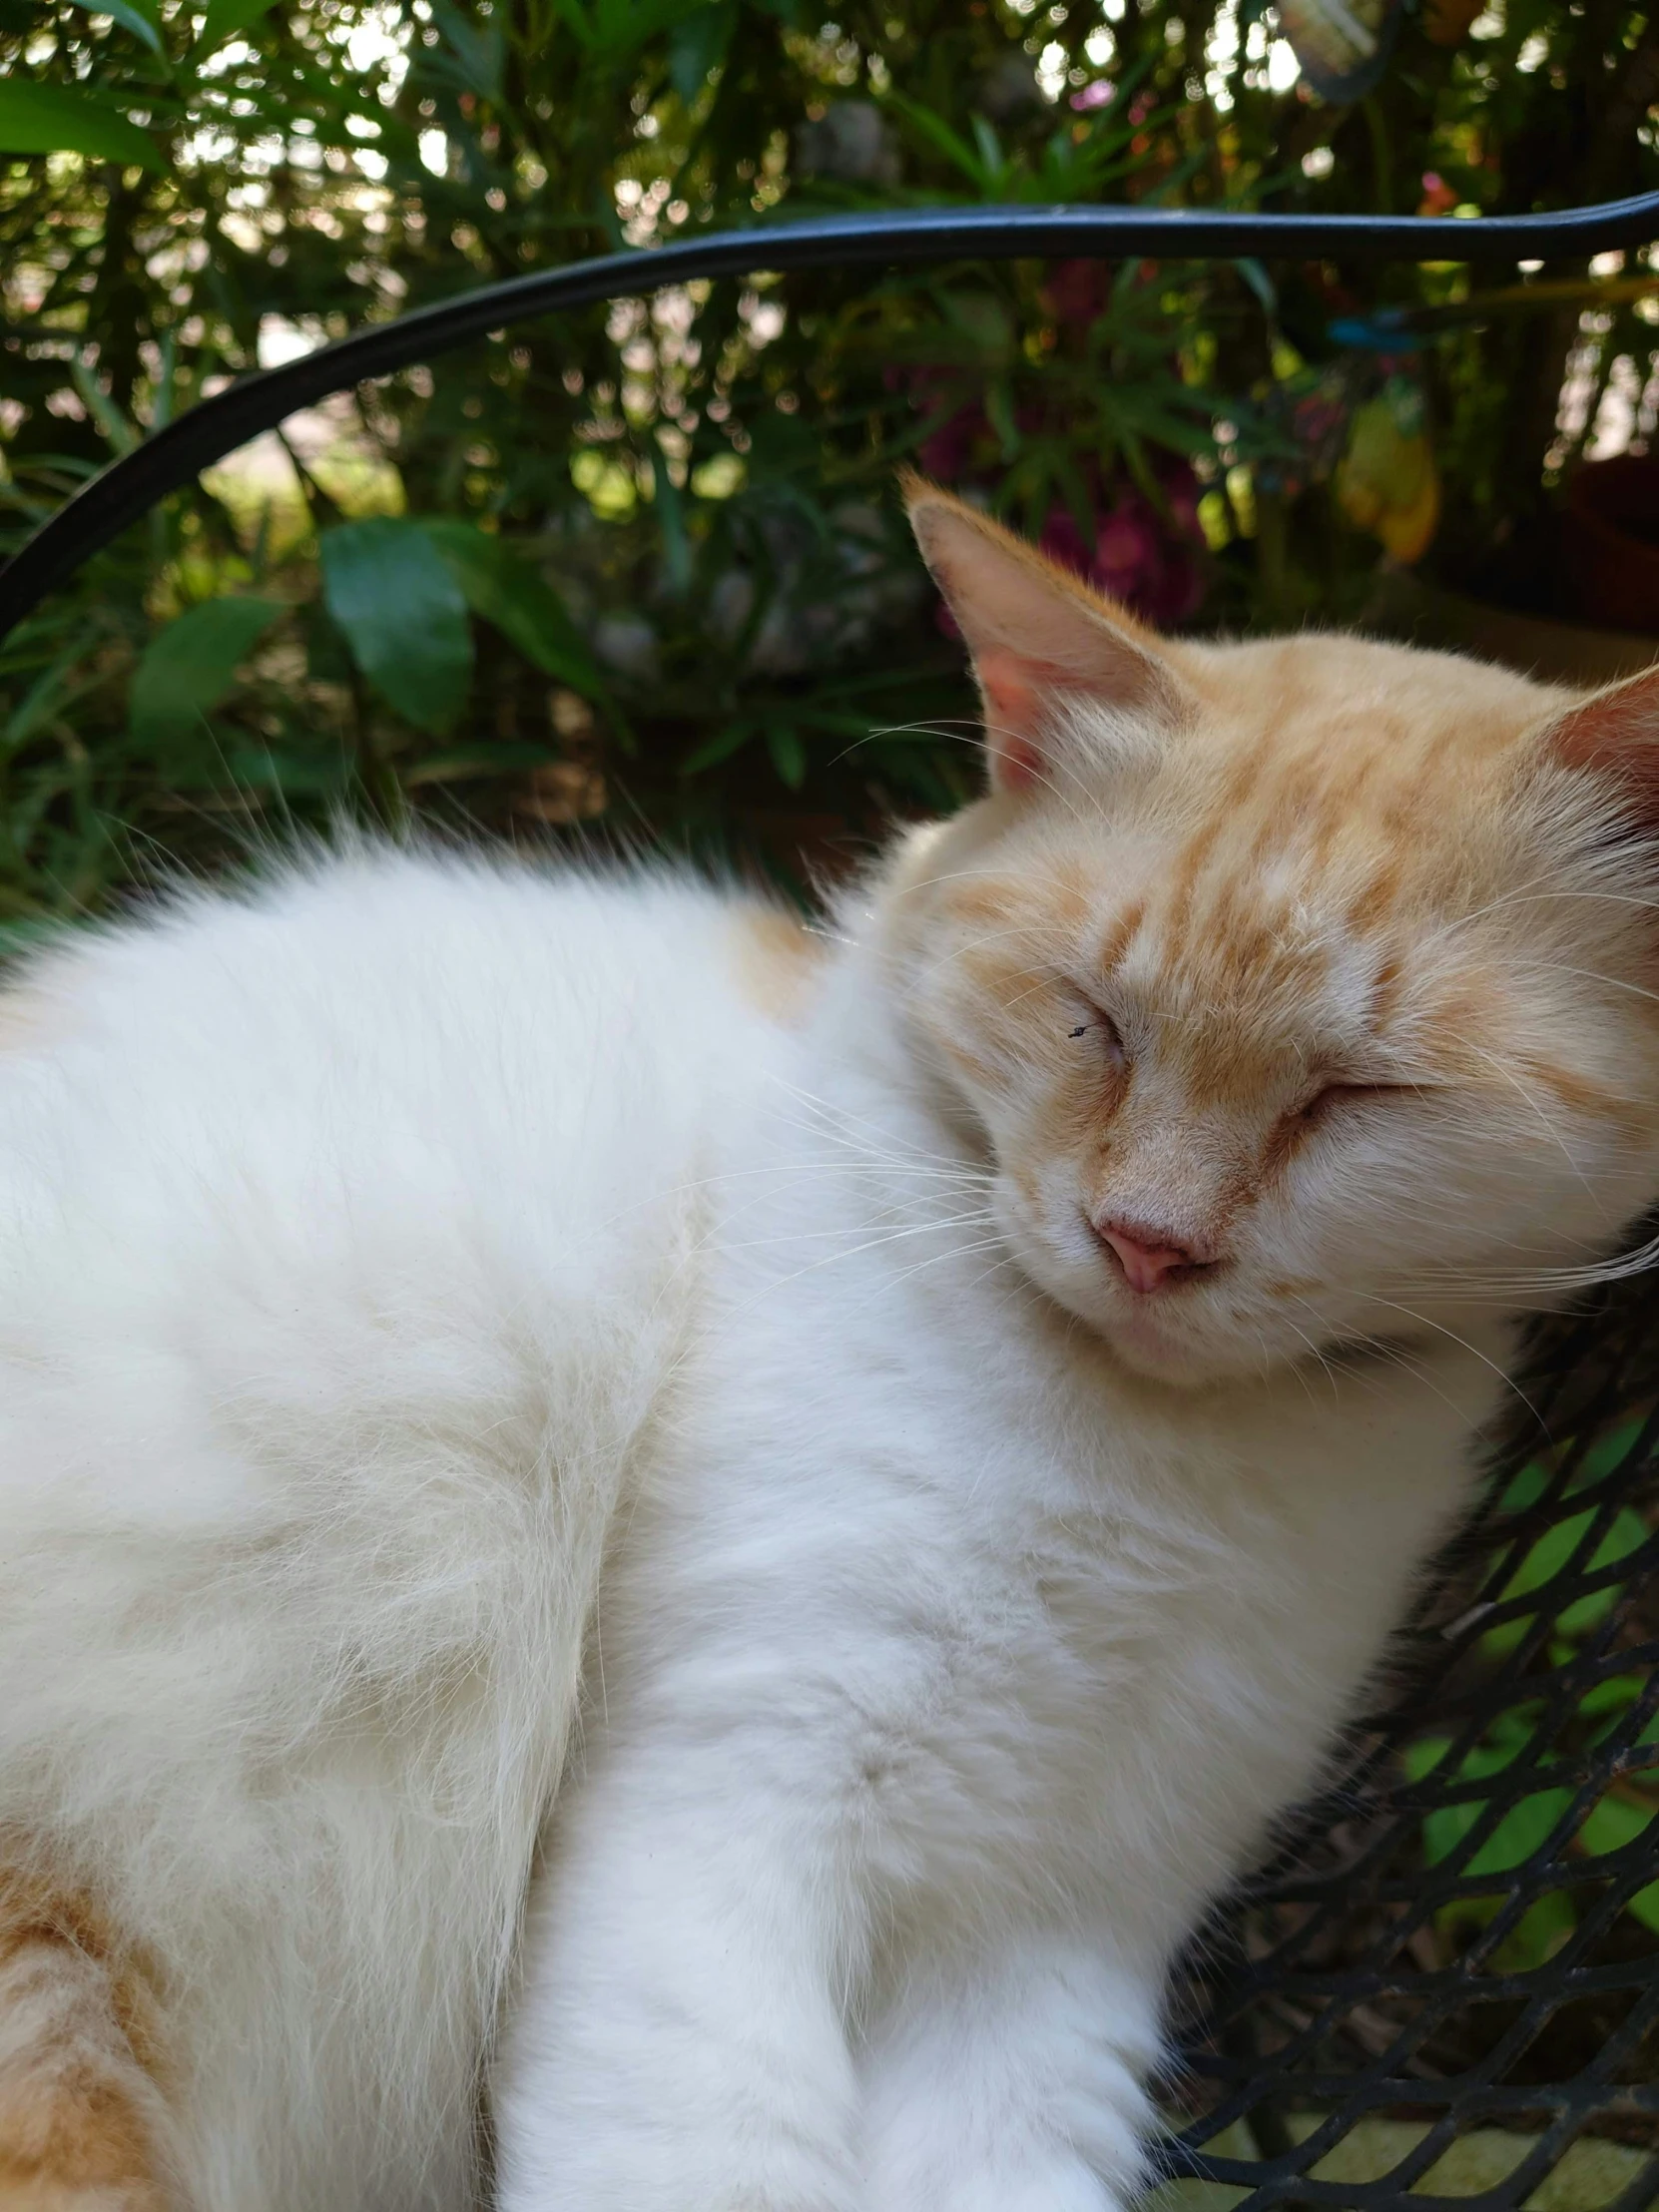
[1093,1216,1208,1295]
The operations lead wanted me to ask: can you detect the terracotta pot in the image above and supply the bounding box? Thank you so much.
[1564,455,1659,635]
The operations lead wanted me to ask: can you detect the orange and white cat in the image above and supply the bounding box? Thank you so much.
[0,483,1657,2211]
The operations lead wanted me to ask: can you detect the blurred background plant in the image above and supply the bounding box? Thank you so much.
[7,0,1659,928]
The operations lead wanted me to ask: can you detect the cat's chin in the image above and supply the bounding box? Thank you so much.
[1094,1309,1262,1388]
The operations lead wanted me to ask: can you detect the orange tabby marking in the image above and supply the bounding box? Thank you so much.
[0,991,55,1054]
[0,1869,177,2210]
[733,908,824,1026]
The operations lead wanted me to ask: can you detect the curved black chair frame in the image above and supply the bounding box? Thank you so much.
[7,195,1659,2210]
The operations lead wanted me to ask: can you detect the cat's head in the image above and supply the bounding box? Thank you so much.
[877,479,1659,1386]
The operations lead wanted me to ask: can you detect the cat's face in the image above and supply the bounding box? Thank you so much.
[889,484,1659,1386]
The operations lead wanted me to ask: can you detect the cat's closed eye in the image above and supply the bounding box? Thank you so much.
[1298,1080,1411,1122]
[1067,1007,1127,1068]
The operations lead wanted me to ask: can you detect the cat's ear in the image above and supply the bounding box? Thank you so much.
[903,474,1194,797]
[1540,662,1659,821]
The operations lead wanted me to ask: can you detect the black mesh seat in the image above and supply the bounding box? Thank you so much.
[1167,1283,1659,2209]
[5,195,1659,2212]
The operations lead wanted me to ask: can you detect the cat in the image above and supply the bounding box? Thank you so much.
[1,477,1658,2212]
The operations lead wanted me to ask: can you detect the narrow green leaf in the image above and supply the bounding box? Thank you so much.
[881,90,985,190]
[969,113,1004,183]
[546,0,597,46]
[320,519,472,738]
[71,358,137,455]
[130,597,283,745]
[0,81,163,170]
[650,448,693,595]
[419,522,605,694]
[194,0,280,56]
[766,724,807,790]
[681,721,755,775]
[668,0,733,101]
[3,651,84,753]
[429,0,506,102]
[588,0,699,57]
[67,0,165,54]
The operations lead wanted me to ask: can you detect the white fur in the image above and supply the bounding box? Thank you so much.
[0,841,1538,2209]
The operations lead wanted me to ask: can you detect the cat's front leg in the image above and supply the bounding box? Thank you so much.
[493,1755,863,2212]
[860,1937,1161,2212]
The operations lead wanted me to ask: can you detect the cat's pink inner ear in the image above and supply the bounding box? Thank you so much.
[976,651,1050,792]
[904,479,1186,798]
[1548,664,1659,817]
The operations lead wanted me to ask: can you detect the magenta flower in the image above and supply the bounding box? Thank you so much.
[1043,259,1112,328]
[1034,469,1206,627]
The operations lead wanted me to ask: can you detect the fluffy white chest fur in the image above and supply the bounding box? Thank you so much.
[0,852,1495,2212]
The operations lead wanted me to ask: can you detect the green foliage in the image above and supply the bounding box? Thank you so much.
[320,517,473,736]
[0,79,162,167]
[1401,1422,1659,1972]
[130,594,282,743]
[2,0,1657,916]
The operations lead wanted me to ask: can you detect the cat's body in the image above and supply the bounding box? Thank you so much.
[3,486,1659,2210]
[0,863,779,2208]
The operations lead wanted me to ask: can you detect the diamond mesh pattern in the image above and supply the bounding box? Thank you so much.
[1167,1284,1659,2208]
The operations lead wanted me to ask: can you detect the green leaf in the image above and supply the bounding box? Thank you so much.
[193,0,280,57]
[0,81,163,170]
[680,721,756,775]
[668,0,734,101]
[429,0,506,102]
[882,89,986,190]
[224,744,352,800]
[320,519,472,737]
[766,724,807,790]
[1483,1502,1651,1657]
[586,0,702,58]
[1579,1673,1646,1721]
[1488,1887,1576,1971]
[546,0,596,48]
[1426,1786,1575,1877]
[419,522,606,694]
[1401,1735,1453,1783]
[969,113,1005,184]
[1577,1793,1656,1860]
[129,597,283,745]
[67,0,165,54]
[650,447,693,595]
[2,650,87,753]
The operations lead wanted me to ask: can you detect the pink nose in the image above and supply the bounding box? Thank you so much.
[1094,1217,1203,1296]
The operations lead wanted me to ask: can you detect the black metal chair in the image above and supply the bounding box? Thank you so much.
[6,196,1659,2211]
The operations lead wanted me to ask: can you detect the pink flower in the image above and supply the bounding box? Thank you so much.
[1070,79,1115,110]
[1043,259,1111,328]
[1038,505,1094,576]
[1093,507,1161,595]
[917,401,990,482]
[1049,468,1209,626]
